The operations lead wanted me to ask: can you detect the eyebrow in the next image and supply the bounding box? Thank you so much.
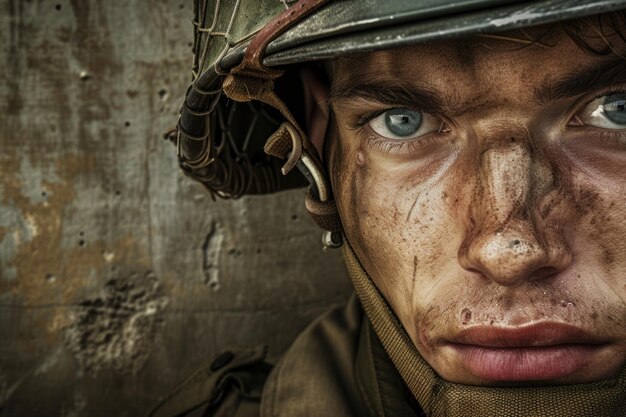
[328,80,448,114]
[535,57,626,103]
[328,57,626,113]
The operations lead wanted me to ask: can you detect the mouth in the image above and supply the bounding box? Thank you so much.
[447,322,609,381]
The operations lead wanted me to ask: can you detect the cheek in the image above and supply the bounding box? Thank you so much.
[558,144,626,271]
[332,141,464,331]
[569,178,626,303]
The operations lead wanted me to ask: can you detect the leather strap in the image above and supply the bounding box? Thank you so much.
[221,0,344,242]
[222,0,328,162]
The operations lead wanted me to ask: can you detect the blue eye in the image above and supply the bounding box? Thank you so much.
[368,108,442,140]
[384,108,422,137]
[604,94,626,125]
[577,93,626,129]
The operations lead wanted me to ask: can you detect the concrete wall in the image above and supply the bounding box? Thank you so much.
[0,1,352,416]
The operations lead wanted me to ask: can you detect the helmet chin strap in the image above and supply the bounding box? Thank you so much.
[342,239,626,417]
[220,0,343,249]
[263,121,343,250]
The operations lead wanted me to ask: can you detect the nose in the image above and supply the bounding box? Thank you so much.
[458,139,572,287]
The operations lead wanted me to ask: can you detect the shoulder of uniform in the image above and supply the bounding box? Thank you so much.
[147,345,272,417]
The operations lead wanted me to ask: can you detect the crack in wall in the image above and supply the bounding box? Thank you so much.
[202,221,223,291]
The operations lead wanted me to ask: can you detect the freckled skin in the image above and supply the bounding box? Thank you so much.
[327,33,626,385]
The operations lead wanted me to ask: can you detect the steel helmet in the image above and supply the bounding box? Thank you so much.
[176,0,626,247]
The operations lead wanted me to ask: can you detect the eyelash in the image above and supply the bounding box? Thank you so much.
[364,134,426,154]
[347,107,449,148]
[567,87,626,149]
[571,86,626,125]
[346,109,387,130]
[347,108,449,154]
[588,86,626,104]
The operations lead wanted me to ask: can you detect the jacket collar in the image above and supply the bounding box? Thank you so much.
[355,318,425,417]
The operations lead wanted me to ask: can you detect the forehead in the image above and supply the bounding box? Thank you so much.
[331,30,624,104]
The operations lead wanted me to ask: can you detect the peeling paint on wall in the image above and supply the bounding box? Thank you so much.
[63,272,168,376]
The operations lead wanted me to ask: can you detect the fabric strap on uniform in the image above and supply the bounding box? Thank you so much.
[342,240,626,417]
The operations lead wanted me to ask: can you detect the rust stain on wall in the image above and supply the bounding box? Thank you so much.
[0,152,151,344]
[0,152,88,293]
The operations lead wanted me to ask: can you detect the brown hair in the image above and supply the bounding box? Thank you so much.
[491,10,626,56]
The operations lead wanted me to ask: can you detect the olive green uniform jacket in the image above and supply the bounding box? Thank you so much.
[148,296,425,417]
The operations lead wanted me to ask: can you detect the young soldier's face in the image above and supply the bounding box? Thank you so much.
[328,30,626,385]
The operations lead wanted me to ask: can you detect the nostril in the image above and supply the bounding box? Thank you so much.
[532,266,558,281]
[464,266,483,276]
[509,239,521,248]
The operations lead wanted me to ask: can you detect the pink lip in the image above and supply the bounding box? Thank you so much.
[448,322,608,381]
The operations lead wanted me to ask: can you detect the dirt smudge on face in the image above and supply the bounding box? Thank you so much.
[461,307,472,325]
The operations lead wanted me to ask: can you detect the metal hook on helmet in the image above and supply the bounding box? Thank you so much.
[266,121,343,250]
